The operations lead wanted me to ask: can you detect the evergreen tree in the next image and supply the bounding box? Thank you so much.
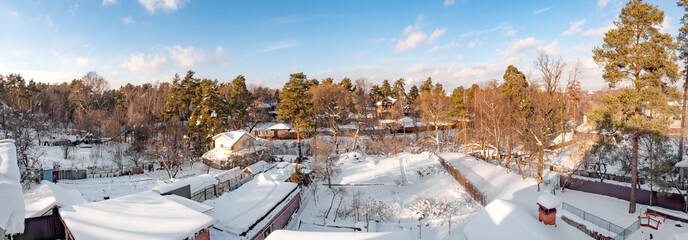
[678,0,688,164]
[380,80,393,98]
[592,0,680,213]
[370,84,383,102]
[228,75,254,130]
[420,77,433,92]
[500,65,529,112]
[392,78,406,98]
[408,85,420,105]
[277,72,314,161]
[322,77,334,85]
[339,77,355,92]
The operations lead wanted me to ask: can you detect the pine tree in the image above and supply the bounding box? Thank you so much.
[340,77,355,92]
[678,0,688,164]
[277,72,314,161]
[228,75,254,130]
[392,78,406,98]
[592,0,680,213]
[420,77,433,92]
[408,85,420,105]
[500,65,529,112]
[380,80,393,98]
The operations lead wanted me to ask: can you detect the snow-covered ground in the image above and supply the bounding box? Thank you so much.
[440,153,688,239]
[294,152,482,240]
[56,162,222,202]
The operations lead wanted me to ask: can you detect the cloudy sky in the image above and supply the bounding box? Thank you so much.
[0,0,682,90]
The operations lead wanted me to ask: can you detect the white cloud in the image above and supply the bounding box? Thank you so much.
[444,0,456,6]
[257,40,299,54]
[354,51,366,61]
[75,57,90,67]
[497,37,546,64]
[581,21,614,37]
[102,0,117,5]
[661,16,674,33]
[459,22,516,39]
[598,0,610,8]
[121,16,134,25]
[138,0,188,13]
[8,10,18,16]
[467,40,483,49]
[395,14,446,53]
[429,41,460,53]
[563,19,586,36]
[533,6,551,14]
[121,54,167,73]
[456,55,464,61]
[168,45,229,69]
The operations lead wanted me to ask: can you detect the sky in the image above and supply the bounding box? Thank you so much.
[0,0,683,90]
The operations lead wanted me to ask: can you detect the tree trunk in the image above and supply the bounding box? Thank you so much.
[630,129,639,213]
[680,82,687,162]
[296,121,302,162]
[462,119,467,155]
[537,146,544,192]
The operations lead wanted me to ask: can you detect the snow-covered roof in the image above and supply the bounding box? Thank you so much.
[376,96,397,106]
[212,130,255,148]
[676,159,688,168]
[164,195,213,213]
[214,167,243,182]
[24,180,87,218]
[268,123,292,130]
[245,160,273,175]
[61,191,214,240]
[463,199,556,240]
[265,230,414,240]
[152,174,217,194]
[262,162,295,182]
[0,139,25,234]
[205,174,298,236]
[537,194,561,209]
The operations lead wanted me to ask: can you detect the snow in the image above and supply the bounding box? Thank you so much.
[152,174,217,194]
[676,159,688,168]
[24,180,86,218]
[245,160,273,175]
[204,174,298,236]
[265,230,414,240]
[268,123,292,130]
[164,194,214,213]
[669,232,688,240]
[537,193,561,209]
[262,162,295,182]
[60,190,214,240]
[463,199,556,240]
[0,139,25,234]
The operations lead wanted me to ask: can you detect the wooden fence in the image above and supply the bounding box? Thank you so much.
[436,156,488,206]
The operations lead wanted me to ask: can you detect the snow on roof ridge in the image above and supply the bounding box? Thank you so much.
[152,174,218,194]
[24,180,86,218]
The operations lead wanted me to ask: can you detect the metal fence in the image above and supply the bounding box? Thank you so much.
[562,202,639,239]
[612,219,641,240]
[190,176,252,202]
[191,185,219,202]
[436,156,488,206]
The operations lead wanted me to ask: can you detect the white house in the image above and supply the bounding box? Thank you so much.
[202,131,263,169]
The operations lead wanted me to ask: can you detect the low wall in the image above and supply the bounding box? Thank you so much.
[560,175,686,212]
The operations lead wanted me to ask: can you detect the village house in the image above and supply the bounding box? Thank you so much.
[375,96,406,119]
[202,131,263,170]
[60,190,214,240]
[206,174,300,240]
[251,123,293,140]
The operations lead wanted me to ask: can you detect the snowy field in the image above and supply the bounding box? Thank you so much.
[294,152,482,240]
[440,153,688,239]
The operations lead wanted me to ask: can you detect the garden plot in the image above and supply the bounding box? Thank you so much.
[296,152,482,240]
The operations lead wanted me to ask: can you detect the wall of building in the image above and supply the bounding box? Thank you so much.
[252,191,301,240]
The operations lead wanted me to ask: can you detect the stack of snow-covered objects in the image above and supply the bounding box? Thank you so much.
[152,174,218,202]
[60,190,214,240]
[245,160,273,177]
[205,174,300,240]
[0,139,25,237]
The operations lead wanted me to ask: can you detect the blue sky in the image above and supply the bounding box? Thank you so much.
[0,0,683,90]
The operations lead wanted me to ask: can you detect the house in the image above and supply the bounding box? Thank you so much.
[0,139,25,237]
[206,174,300,240]
[60,190,214,240]
[19,181,86,240]
[251,123,294,139]
[202,131,264,170]
[152,174,218,202]
[375,96,405,119]
[24,181,86,218]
